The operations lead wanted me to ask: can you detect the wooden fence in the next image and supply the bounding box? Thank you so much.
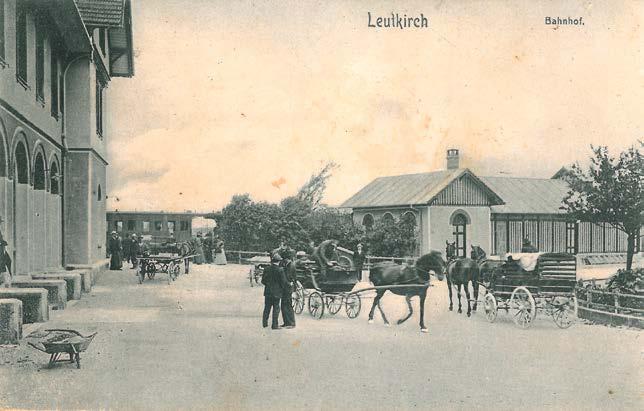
[576,278,644,327]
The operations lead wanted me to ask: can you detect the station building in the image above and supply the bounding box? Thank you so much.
[0,0,134,275]
[341,149,640,258]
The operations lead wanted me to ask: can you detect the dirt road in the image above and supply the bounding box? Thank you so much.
[1,264,641,410]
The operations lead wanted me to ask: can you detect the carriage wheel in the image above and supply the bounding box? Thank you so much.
[326,295,343,315]
[551,296,578,329]
[308,292,325,319]
[510,287,536,329]
[345,293,361,319]
[484,293,498,323]
[292,282,305,314]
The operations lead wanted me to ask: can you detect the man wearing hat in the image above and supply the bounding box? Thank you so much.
[261,252,290,329]
[521,237,538,253]
[354,242,366,282]
[108,231,123,270]
[130,234,140,269]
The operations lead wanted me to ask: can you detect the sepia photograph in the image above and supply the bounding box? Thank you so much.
[0,0,642,410]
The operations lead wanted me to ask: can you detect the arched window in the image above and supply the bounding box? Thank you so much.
[50,161,60,194]
[452,213,468,257]
[33,152,46,190]
[14,141,29,184]
[97,184,102,201]
[401,211,417,227]
[382,212,394,226]
[362,214,374,231]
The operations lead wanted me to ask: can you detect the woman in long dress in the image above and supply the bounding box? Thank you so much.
[214,239,227,265]
[108,231,123,270]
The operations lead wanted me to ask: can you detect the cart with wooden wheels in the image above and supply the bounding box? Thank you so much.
[483,252,578,329]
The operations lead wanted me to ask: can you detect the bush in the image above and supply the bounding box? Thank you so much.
[606,268,644,294]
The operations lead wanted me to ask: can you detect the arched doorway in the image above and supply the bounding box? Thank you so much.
[13,140,30,274]
[450,211,470,258]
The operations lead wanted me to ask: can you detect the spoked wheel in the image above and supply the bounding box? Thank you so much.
[326,295,343,315]
[484,293,498,323]
[292,282,305,314]
[510,286,536,329]
[551,296,578,329]
[345,293,361,319]
[308,292,325,319]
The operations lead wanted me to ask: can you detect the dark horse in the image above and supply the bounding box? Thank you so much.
[368,251,446,333]
[445,241,480,317]
[470,244,504,287]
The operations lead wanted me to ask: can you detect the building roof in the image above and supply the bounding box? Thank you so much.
[340,168,502,208]
[341,169,571,215]
[75,0,126,27]
[480,176,570,214]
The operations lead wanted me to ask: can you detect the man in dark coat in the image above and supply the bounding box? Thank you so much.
[130,234,140,269]
[354,243,366,282]
[521,238,538,253]
[262,253,289,330]
[279,256,296,329]
[108,231,123,270]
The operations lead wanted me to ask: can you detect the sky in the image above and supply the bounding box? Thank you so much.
[105,0,643,213]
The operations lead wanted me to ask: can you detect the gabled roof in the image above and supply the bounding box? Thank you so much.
[479,176,570,214]
[340,168,503,208]
[341,168,571,215]
[75,0,126,28]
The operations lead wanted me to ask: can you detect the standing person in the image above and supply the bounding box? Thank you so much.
[193,233,205,264]
[279,247,296,328]
[130,234,140,269]
[122,235,132,267]
[203,233,213,264]
[262,253,289,330]
[108,231,123,270]
[354,242,366,282]
[0,236,11,288]
[214,237,227,265]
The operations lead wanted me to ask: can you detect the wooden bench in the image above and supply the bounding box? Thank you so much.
[0,299,23,344]
[32,273,82,301]
[9,279,67,310]
[0,289,49,323]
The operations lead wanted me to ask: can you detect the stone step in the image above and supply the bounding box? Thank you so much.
[32,273,82,301]
[0,299,23,345]
[9,279,67,310]
[0,289,49,323]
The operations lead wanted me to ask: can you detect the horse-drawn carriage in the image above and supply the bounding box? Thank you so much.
[290,241,362,320]
[481,252,578,328]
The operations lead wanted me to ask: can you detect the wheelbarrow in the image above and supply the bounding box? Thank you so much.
[27,329,97,369]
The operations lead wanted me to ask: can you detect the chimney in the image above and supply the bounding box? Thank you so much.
[446,149,460,169]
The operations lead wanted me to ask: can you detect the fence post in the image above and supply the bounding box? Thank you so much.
[588,290,593,309]
[614,292,620,314]
[238,251,242,265]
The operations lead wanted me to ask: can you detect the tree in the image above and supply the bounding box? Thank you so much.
[296,162,338,209]
[366,215,419,257]
[562,143,643,270]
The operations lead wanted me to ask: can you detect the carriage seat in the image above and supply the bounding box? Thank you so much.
[504,253,543,272]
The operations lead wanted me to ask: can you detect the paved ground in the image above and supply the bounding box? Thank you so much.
[0,263,641,411]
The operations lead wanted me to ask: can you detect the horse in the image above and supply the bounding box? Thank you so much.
[470,244,504,287]
[367,251,446,333]
[445,241,480,316]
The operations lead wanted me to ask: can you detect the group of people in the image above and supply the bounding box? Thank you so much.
[261,242,298,329]
[261,240,368,330]
[188,232,227,265]
[107,231,147,270]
